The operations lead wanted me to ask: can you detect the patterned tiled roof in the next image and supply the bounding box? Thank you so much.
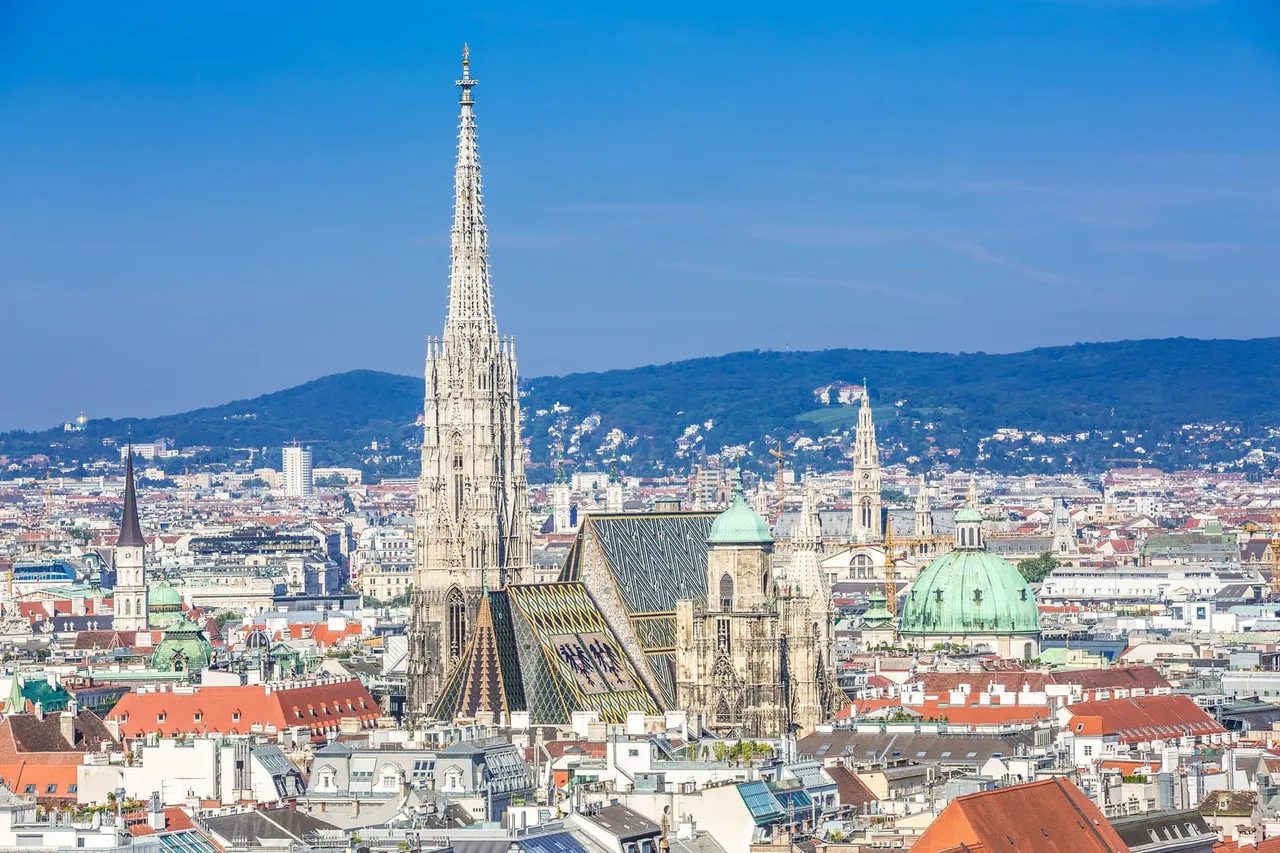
[434,583,660,725]
[560,513,716,614]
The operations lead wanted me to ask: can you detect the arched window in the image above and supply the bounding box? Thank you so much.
[447,588,467,663]
[1023,642,1034,661]
[719,574,734,610]
[123,600,131,616]
[761,569,769,595]
[452,442,465,518]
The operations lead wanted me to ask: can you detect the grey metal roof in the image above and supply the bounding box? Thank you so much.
[581,803,660,841]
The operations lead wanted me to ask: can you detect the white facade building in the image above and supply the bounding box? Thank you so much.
[282,445,314,498]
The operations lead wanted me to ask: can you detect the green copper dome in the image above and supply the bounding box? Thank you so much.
[707,489,773,545]
[955,504,984,524]
[151,617,213,674]
[148,583,181,609]
[861,587,895,630]
[898,549,1041,637]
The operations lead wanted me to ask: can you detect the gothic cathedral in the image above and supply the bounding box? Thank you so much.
[406,49,532,715]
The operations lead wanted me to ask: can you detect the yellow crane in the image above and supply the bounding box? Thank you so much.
[883,520,898,619]
[1271,509,1280,600]
[768,444,786,517]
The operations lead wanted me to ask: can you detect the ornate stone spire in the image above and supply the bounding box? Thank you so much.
[446,43,496,338]
[851,384,882,542]
[789,476,825,600]
[408,47,532,717]
[793,477,822,551]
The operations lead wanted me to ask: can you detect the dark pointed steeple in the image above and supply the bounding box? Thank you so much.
[117,445,145,548]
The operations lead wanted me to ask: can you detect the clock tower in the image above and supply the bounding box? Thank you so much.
[850,386,882,543]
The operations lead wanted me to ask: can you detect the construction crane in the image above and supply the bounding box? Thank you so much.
[883,520,898,619]
[768,444,786,517]
[1271,509,1280,600]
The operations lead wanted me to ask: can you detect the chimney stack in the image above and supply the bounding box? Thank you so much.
[148,792,165,830]
[60,699,78,747]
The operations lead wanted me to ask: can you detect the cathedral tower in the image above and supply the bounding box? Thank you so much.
[113,447,149,632]
[851,386,882,542]
[407,48,532,716]
[676,482,837,738]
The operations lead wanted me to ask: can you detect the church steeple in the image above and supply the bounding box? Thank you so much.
[113,442,149,632]
[409,47,532,717]
[117,445,145,548]
[446,43,496,337]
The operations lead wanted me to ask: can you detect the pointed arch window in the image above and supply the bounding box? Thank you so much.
[447,588,467,664]
[719,574,734,610]
[453,443,465,518]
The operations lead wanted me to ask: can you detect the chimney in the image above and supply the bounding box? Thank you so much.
[60,699,78,747]
[34,701,44,721]
[148,792,165,830]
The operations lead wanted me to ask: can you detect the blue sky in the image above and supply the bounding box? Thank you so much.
[2,0,1278,430]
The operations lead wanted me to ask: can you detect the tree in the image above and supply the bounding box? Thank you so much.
[1018,552,1060,584]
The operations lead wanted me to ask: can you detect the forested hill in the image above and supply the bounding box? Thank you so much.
[5,338,1280,480]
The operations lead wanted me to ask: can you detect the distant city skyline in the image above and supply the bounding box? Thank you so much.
[2,0,1279,430]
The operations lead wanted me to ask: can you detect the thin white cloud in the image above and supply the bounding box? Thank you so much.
[935,237,1078,286]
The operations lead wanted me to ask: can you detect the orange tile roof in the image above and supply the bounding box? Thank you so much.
[0,761,80,802]
[1065,694,1225,744]
[912,778,1131,853]
[106,679,380,739]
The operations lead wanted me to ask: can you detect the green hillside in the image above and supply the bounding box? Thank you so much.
[5,338,1280,480]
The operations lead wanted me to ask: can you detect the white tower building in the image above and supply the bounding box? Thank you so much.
[606,460,624,514]
[406,48,532,715]
[552,463,573,533]
[113,447,149,632]
[851,387,882,542]
[282,445,314,498]
[914,474,933,538]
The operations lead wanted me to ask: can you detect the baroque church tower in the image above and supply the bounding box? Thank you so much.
[407,48,532,715]
[113,447,149,632]
[851,386,882,542]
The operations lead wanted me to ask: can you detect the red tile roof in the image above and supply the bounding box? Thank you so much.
[912,778,1131,853]
[1066,694,1225,744]
[106,679,380,739]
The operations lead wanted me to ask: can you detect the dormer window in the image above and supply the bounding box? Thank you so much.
[935,590,944,603]
[157,713,166,723]
[232,711,241,722]
[973,589,983,604]
[193,712,202,723]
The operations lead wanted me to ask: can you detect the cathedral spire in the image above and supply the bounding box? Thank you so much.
[446,43,496,337]
[117,443,145,548]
